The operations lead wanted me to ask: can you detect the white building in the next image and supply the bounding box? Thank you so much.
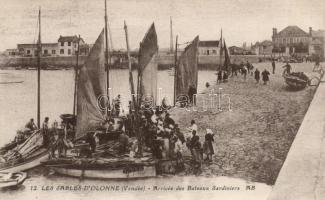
[17,43,58,57]
[58,35,85,56]
[198,40,220,56]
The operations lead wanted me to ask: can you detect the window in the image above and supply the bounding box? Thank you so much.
[212,50,217,54]
[61,42,64,46]
[68,49,71,55]
[52,50,56,54]
[207,50,210,55]
[44,49,48,55]
[27,50,30,54]
[60,49,64,54]
[34,50,37,55]
[68,42,71,46]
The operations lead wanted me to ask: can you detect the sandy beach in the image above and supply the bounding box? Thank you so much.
[171,61,321,185]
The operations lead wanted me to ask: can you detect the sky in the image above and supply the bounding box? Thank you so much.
[0,0,324,51]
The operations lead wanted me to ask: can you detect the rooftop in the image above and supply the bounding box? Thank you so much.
[199,40,219,47]
[58,35,84,43]
[276,26,309,37]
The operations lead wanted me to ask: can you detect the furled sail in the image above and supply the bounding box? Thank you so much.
[175,36,199,100]
[138,23,158,107]
[76,29,106,138]
[223,39,231,72]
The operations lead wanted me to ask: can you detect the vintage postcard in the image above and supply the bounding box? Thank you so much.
[0,0,324,199]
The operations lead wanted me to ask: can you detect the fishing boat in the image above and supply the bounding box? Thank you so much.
[0,130,48,173]
[0,172,27,188]
[43,157,156,179]
[0,9,48,173]
[283,71,309,90]
[43,1,158,179]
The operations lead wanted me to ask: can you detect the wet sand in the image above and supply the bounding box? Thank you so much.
[170,62,320,185]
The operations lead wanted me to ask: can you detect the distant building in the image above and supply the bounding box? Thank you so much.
[17,43,58,57]
[58,35,85,56]
[309,29,325,59]
[229,46,252,55]
[198,40,220,56]
[251,40,273,55]
[272,26,311,56]
[14,35,87,57]
[5,49,18,56]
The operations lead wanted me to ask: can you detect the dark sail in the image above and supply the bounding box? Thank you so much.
[138,23,158,106]
[76,30,106,138]
[175,36,199,99]
[223,39,231,72]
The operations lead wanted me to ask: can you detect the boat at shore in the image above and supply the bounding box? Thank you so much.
[43,157,156,179]
[0,172,27,188]
[0,130,48,173]
[283,71,309,90]
[0,9,48,173]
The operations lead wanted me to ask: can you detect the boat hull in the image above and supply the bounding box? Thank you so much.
[49,164,156,179]
[0,172,27,188]
[0,149,48,173]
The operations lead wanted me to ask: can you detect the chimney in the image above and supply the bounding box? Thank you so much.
[309,27,312,36]
[272,28,277,37]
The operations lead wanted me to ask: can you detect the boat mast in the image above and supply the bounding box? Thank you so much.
[219,29,223,71]
[104,0,111,118]
[123,21,137,112]
[37,8,41,128]
[124,21,142,156]
[173,35,178,106]
[73,35,80,117]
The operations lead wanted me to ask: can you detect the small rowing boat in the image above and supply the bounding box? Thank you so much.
[0,172,27,188]
[0,130,48,173]
[283,71,310,90]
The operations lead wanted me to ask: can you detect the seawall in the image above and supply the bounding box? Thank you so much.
[0,54,272,70]
[267,72,325,200]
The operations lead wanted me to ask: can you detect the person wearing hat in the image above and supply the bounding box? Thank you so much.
[25,118,37,131]
[187,120,197,138]
[42,117,50,147]
[203,129,215,162]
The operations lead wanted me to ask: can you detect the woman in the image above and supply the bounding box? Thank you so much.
[203,129,215,162]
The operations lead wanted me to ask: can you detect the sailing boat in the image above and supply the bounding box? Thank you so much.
[0,9,48,173]
[42,23,158,179]
[174,36,200,105]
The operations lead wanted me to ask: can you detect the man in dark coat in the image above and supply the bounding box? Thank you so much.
[262,69,270,85]
[254,68,260,83]
[217,70,222,84]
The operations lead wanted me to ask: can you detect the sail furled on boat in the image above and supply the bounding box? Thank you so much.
[175,36,199,99]
[222,39,231,72]
[138,23,158,106]
[76,30,106,138]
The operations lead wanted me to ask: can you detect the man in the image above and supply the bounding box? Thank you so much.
[25,118,37,131]
[282,62,292,75]
[189,129,202,172]
[114,94,121,117]
[42,117,50,147]
[262,69,270,85]
[118,131,130,154]
[164,113,175,126]
[242,65,247,81]
[217,70,222,84]
[188,85,197,106]
[272,60,276,74]
[254,68,260,84]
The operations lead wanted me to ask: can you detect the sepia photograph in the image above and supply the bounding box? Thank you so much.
[0,0,324,199]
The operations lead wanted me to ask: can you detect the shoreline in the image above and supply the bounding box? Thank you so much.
[170,62,318,185]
